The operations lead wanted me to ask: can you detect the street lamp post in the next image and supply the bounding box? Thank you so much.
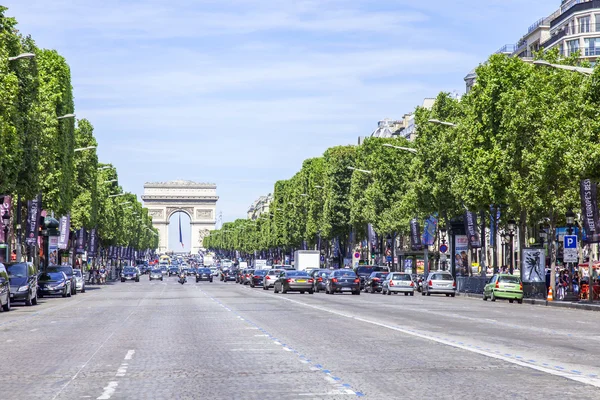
[506,219,516,275]
[8,52,36,61]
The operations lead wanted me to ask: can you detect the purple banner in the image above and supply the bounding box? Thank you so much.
[410,219,422,251]
[368,223,378,254]
[580,179,600,242]
[25,194,42,246]
[58,214,71,250]
[464,211,481,248]
[87,228,98,257]
[76,228,86,254]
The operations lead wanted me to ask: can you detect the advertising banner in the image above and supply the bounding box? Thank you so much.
[49,236,59,266]
[522,248,545,283]
[368,224,378,253]
[454,235,469,276]
[464,211,481,248]
[25,194,42,246]
[58,214,71,250]
[0,195,11,243]
[410,219,422,251]
[580,179,600,242]
[87,228,98,257]
[422,215,437,246]
[76,228,86,254]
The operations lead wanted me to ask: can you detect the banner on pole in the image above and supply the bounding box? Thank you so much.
[25,194,42,246]
[58,214,71,250]
[410,219,422,251]
[464,211,481,248]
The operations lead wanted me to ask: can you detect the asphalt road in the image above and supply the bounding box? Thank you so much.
[1,276,600,399]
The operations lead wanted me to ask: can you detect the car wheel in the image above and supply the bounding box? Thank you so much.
[274,285,279,294]
[281,285,287,294]
[426,292,431,296]
[161,278,163,281]
[2,295,10,312]
[517,299,523,304]
[483,293,487,301]
[309,289,314,294]
[509,299,514,303]
[451,293,455,298]
[410,292,414,296]
[32,294,38,305]
[81,286,86,293]
[121,279,125,282]
[421,291,425,296]
[314,286,319,293]
[446,294,450,297]
[62,289,68,298]
[404,292,408,296]
[25,292,33,306]
[490,292,496,302]
[353,290,360,295]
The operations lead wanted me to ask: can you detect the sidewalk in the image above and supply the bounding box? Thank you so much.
[457,292,600,312]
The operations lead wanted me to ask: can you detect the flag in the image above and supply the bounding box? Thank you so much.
[179,213,184,248]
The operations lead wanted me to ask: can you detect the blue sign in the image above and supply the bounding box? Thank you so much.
[439,244,448,253]
[386,256,392,262]
[564,235,577,249]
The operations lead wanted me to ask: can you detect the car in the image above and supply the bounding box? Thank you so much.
[423,271,456,297]
[273,264,295,271]
[262,269,284,290]
[325,269,360,295]
[160,266,168,275]
[382,272,415,296]
[364,272,389,293]
[354,265,388,290]
[195,268,213,282]
[250,269,267,287]
[483,274,523,303]
[187,268,197,276]
[0,263,12,311]
[137,264,149,274]
[310,269,330,293]
[47,265,77,295]
[168,267,180,276]
[121,267,140,282]
[6,262,39,306]
[273,270,314,294]
[73,269,86,293]
[149,269,164,281]
[37,271,71,298]
[210,267,219,276]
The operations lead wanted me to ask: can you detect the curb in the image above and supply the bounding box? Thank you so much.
[456,292,600,312]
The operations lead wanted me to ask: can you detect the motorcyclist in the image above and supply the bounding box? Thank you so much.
[179,270,187,284]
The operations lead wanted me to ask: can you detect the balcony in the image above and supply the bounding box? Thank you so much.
[495,44,517,54]
[584,46,600,56]
[541,29,567,48]
[552,1,600,28]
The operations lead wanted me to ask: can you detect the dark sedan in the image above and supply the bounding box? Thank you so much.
[47,265,77,295]
[364,272,389,293]
[7,262,38,306]
[38,272,71,297]
[310,269,330,293]
[121,267,140,282]
[195,268,213,282]
[168,267,180,276]
[274,270,314,294]
[326,269,360,295]
[187,268,197,276]
[250,270,267,288]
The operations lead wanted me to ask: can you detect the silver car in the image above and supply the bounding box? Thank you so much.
[73,269,86,293]
[262,269,283,290]
[149,269,164,281]
[423,271,456,297]
[382,273,414,296]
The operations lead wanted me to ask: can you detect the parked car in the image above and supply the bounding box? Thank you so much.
[168,267,180,276]
[73,268,86,293]
[250,269,267,287]
[354,265,388,290]
[325,269,360,295]
[483,274,523,303]
[310,269,330,293]
[6,262,38,306]
[382,272,415,296]
[121,266,140,282]
[149,269,164,281]
[47,265,77,295]
[0,263,12,311]
[37,271,71,298]
[364,272,389,293]
[273,270,314,294]
[262,269,284,290]
[196,268,213,282]
[423,271,456,297]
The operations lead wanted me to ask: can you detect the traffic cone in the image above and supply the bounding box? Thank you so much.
[547,286,553,301]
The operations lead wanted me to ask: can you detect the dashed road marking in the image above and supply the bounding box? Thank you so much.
[96,381,118,400]
[30,328,38,332]
[124,350,135,360]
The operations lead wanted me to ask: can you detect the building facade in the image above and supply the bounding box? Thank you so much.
[247,194,273,220]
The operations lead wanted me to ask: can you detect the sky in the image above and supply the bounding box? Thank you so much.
[4,0,558,251]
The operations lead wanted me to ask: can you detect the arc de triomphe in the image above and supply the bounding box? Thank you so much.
[142,180,218,254]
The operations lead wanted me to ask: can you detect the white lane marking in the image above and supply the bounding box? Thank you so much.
[6,339,14,343]
[96,381,118,400]
[124,350,135,360]
[30,328,39,332]
[254,334,269,337]
[255,289,600,388]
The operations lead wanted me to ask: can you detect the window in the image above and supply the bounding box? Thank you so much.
[596,14,600,32]
[579,16,591,33]
[567,39,580,55]
[585,38,600,56]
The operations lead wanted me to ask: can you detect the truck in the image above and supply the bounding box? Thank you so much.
[253,259,268,270]
[203,254,214,267]
[293,250,320,271]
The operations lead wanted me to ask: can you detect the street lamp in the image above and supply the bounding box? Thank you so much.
[74,146,96,152]
[57,113,76,120]
[538,224,547,246]
[532,60,593,76]
[314,185,324,189]
[347,166,372,174]
[108,193,127,198]
[566,208,576,234]
[103,179,118,184]
[428,119,457,127]
[98,166,114,171]
[382,143,418,154]
[506,220,516,274]
[119,201,131,206]
[8,52,35,61]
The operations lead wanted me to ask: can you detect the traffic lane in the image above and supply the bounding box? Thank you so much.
[64,279,358,399]
[286,289,600,377]
[212,284,600,398]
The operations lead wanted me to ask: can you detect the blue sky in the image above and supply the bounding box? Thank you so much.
[5,0,557,251]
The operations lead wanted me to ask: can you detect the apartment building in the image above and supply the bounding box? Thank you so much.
[466,0,600,91]
[247,194,273,220]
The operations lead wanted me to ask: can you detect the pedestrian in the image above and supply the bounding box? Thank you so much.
[573,271,580,295]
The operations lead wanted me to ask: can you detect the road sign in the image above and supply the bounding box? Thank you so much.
[385,248,391,256]
[439,244,448,253]
[440,253,448,262]
[564,235,578,263]
[354,252,360,259]
[386,256,392,262]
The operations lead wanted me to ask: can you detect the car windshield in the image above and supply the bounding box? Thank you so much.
[372,272,388,278]
[335,271,357,277]
[268,270,283,275]
[391,274,411,281]
[152,269,162,273]
[254,270,267,276]
[287,271,309,277]
[356,267,375,275]
[499,276,521,284]
[198,269,210,273]
[124,268,135,273]
[7,263,28,277]
[73,270,82,277]
[432,274,453,281]
[48,266,72,276]
[39,272,64,281]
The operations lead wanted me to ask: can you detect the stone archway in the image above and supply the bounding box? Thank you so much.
[142,180,218,254]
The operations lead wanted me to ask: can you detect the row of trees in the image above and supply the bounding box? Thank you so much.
[0,7,159,253]
[206,49,600,264]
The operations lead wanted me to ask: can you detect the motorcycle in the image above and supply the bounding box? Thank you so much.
[178,274,187,285]
[99,271,107,285]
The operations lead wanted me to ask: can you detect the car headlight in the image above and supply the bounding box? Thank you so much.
[18,285,29,292]
[120,273,124,277]
[55,282,65,288]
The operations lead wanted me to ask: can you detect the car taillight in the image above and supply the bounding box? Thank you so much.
[354,278,360,283]
[266,276,271,280]
[287,278,293,283]
[308,279,314,283]
[428,280,433,286]
[373,277,380,281]
[410,281,414,287]
[452,281,456,288]
[317,277,323,282]
[520,282,523,290]
[254,275,260,279]
[332,278,338,283]
[495,282,499,289]
[390,281,394,286]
